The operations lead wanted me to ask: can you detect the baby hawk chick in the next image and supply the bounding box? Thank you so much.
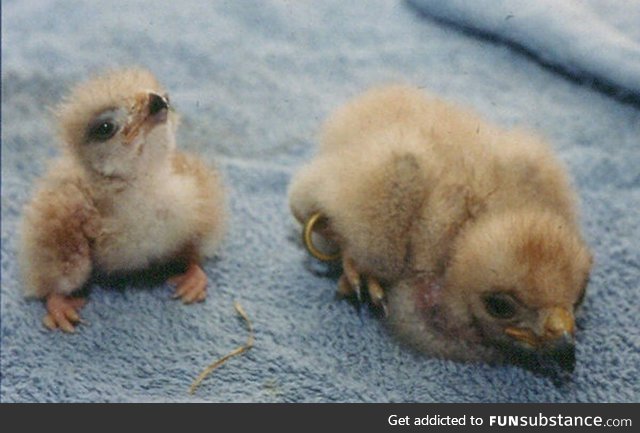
[289,85,592,372]
[20,69,226,332]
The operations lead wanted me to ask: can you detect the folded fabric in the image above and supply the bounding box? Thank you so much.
[407,0,640,100]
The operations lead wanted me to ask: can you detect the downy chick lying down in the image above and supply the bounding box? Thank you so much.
[289,85,592,372]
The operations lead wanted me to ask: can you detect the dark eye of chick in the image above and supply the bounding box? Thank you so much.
[483,293,517,319]
[88,121,118,142]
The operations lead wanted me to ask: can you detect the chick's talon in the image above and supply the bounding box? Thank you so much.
[339,256,388,315]
[366,276,389,318]
[341,256,364,303]
[43,294,87,333]
[170,263,207,304]
[337,275,363,305]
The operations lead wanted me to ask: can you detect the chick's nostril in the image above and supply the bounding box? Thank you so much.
[148,93,169,115]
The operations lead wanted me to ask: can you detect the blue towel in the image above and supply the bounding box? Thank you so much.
[1,0,638,402]
[407,0,640,101]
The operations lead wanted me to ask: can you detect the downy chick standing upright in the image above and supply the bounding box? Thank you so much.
[20,68,226,332]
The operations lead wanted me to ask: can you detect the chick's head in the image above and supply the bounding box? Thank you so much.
[57,68,177,180]
[442,210,593,371]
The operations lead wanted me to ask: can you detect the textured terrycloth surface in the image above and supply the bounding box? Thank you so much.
[1,0,638,402]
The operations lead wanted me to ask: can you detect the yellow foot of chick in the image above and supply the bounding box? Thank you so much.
[170,263,208,304]
[337,256,388,317]
[43,294,87,333]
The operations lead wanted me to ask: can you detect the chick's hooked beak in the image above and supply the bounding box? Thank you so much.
[505,306,576,372]
[123,92,170,143]
[148,93,169,117]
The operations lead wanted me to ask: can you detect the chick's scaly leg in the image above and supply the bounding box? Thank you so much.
[43,294,87,333]
[169,263,207,304]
